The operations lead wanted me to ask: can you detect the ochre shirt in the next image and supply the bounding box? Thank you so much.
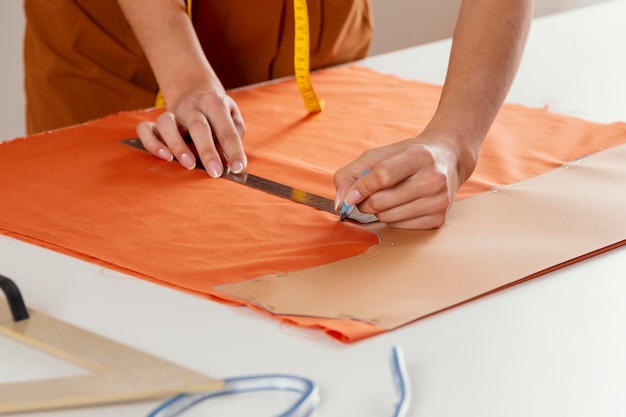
[23,0,373,134]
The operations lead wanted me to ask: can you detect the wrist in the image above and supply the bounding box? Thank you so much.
[419,121,482,185]
[161,71,226,111]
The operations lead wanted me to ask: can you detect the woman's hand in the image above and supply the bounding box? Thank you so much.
[118,0,247,177]
[137,90,247,178]
[335,0,532,229]
[334,132,475,229]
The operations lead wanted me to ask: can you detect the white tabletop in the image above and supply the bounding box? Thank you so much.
[2,2,626,416]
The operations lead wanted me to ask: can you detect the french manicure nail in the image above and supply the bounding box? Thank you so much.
[207,160,223,178]
[179,152,196,170]
[157,148,174,161]
[344,189,363,206]
[230,159,245,174]
[334,191,342,211]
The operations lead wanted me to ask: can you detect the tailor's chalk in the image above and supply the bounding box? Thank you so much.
[339,202,355,221]
[339,170,369,222]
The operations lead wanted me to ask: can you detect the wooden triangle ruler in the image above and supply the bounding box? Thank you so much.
[0,296,222,414]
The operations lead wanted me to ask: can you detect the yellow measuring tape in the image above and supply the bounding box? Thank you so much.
[293,0,324,112]
[155,0,323,113]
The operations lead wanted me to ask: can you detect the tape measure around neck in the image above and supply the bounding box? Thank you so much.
[155,0,323,113]
[293,0,324,113]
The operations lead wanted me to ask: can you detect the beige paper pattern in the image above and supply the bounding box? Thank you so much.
[219,144,626,329]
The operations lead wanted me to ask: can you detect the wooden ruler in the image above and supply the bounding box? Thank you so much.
[0,296,222,414]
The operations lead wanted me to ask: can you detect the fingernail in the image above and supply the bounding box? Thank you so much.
[179,152,196,170]
[157,148,173,161]
[334,191,342,211]
[230,159,245,174]
[344,189,363,206]
[207,160,223,178]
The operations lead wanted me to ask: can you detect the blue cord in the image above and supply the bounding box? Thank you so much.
[391,346,411,417]
[147,347,410,417]
[147,374,319,417]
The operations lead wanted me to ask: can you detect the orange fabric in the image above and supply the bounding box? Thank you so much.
[23,0,372,133]
[2,66,626,342]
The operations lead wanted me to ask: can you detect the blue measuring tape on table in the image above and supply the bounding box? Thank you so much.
[147,346,411,417]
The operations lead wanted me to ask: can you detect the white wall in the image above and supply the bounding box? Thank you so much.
[369,0,462,55]
[0,0,612,141]
[0,1,26,141]
[368,0,612,55]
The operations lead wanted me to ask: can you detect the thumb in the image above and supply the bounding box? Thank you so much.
[334,167,370,211]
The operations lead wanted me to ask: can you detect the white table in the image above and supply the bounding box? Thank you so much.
[2,2,625,416]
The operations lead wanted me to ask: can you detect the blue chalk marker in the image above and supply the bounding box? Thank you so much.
[339,170,368,221]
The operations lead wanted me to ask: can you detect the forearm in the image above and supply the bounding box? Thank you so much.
[425,0,533,179]
[117,0,222,107]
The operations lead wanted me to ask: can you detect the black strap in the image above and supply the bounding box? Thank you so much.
[0,274,29,322]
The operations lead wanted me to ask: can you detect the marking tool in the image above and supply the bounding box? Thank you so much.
[340,170,369,221]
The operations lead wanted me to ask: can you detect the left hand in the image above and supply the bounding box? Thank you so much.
[334,133,474,229]
[137,90,247,177]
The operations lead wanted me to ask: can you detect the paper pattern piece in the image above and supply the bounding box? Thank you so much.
[1,66,625,342]
[219,144,626,329]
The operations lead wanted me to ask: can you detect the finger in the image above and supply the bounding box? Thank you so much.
[155,112,196,170]
[358,165,449,214]
[230,98,247,138]
[370,189,451,225]
[184,112,224,178]
[198,92,247,174]
[334,146,386,211]
[333,164,372,211]
[343,151,421,207]
[386,211,448,230]
[136,121,173,162]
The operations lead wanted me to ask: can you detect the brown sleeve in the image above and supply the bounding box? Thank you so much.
[24,0,373,133]
[24,0,158,134]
